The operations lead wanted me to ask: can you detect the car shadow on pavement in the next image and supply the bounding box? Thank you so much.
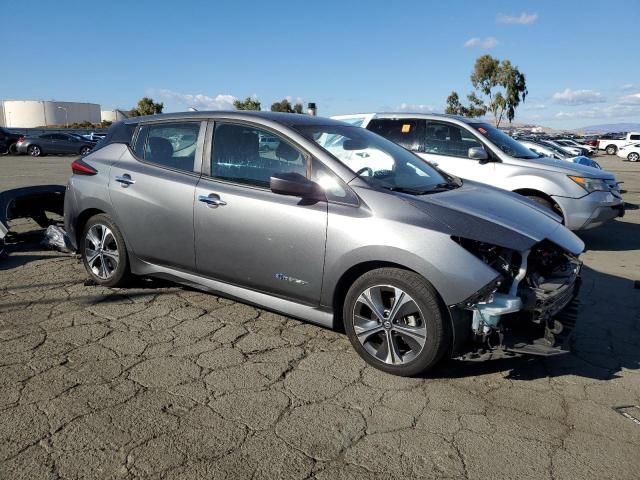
[578,217,640,252]
[433,264,640,382]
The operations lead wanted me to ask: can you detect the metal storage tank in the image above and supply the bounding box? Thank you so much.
[0,100,101,128]
[101,109,129,123]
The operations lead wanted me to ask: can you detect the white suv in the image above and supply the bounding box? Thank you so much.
[333,113,624,230]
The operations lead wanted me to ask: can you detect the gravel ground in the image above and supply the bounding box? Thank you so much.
[1,152,639,479]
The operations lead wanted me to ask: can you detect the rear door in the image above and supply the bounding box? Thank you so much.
[108,120,205,271]
[194,121,327,304]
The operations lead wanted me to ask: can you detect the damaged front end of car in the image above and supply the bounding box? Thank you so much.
[451,236,583,357]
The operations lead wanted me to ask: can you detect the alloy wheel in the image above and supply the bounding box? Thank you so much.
[29,146,40,156]
[352,285,426,365]
[628,153,639,162]
[84,224,120,280]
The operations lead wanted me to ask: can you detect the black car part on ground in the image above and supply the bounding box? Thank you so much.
[0,185,66,256]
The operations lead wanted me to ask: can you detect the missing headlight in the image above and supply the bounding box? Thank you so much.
[452,236,521,290]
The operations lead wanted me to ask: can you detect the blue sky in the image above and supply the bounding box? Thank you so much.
[3,0,639,128]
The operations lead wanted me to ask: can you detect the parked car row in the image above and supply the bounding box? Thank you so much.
[518,139,602,169]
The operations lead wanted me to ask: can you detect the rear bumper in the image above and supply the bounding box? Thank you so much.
[554,191,624,230]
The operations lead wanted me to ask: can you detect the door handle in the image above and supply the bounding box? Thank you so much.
[115,174,135,187]
[198,194,227,207]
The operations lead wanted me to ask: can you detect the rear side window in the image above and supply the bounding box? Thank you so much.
[132,122,200,172]
[366,119,424,151]
[630,134,640,141]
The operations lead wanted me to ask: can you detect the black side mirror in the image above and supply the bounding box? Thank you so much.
[270,172,324,199]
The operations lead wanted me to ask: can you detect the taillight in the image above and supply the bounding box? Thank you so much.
[17,136,24,143]
[71,158,98,175]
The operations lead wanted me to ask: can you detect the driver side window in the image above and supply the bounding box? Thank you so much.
[424,122,482,158]
[210,123,308,188]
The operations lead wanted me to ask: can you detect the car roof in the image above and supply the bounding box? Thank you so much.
[332,112,482,124]
[123,111,346,128]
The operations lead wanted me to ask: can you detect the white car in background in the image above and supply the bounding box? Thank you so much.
[554,138,595,155]
[544,140,583,156]
[332,113,624,230]
[617,143,640,162]
[519,140,602,169]
[598,132,640,155]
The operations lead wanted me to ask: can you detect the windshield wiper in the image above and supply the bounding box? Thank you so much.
[385,182,459,195]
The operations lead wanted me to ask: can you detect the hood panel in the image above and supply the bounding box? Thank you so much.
[509,155,614,179]
[406,182,584,254]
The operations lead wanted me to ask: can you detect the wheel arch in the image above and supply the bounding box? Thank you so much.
[512,188,565,220]
[75,208,105,246]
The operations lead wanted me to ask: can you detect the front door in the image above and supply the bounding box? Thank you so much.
[194,122,327,305]
[418,121,495,183]
[109,120,204,271]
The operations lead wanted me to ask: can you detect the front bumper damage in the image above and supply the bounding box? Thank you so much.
[0,185,66,255]
[452,238,582,357]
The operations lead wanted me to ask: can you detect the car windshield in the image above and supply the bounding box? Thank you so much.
[469,123,539,159]
[296,124,456,194]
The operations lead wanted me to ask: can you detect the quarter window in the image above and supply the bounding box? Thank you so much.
[211,123,308,188]
[132,122,200,172]
[366,119,424,151]
[424,122,482,158]
[630,134,640,141]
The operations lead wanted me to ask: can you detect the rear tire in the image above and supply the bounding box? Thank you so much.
[27,145,41,157]
[628,152,639,162]
[80,146,92,156]
[605,145,617,155]
[81,214,131,287]
[343,268,450,377]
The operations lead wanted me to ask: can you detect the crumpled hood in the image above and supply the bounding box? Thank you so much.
[405,181,584,255]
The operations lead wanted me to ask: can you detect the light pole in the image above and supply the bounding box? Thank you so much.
[57,106,68,128]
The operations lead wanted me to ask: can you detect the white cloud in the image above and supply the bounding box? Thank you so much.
[523,104,546,110]
[284,96,305,106]
[397,103,437,113]
[463,37,498,49]
[619,93,640,105]
[497,12,538,24]
[622,83,635,91]
[552,88,605,106]
[153,89,238,110]
[555,104,640,120]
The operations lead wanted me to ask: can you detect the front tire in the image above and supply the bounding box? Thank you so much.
[81,214,130,287]
[628,152,639,162]
[343,268,450,376]
[605,145,617,155]
[525,195,564,222]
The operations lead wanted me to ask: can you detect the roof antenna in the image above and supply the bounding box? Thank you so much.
[187,107,198,112]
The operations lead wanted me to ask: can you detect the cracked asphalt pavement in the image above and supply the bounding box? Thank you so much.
[1,153,639,479]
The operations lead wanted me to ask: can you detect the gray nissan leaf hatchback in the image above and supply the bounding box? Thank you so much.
[64,112,583,376]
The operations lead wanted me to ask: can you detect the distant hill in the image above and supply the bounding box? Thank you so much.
[577,123,640,134]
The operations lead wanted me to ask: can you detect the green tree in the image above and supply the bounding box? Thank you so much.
[129,97,164,117]
[446,55,527,127]
[233,96,261,110]
[445,91,486,117]
[270,99,304,114]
